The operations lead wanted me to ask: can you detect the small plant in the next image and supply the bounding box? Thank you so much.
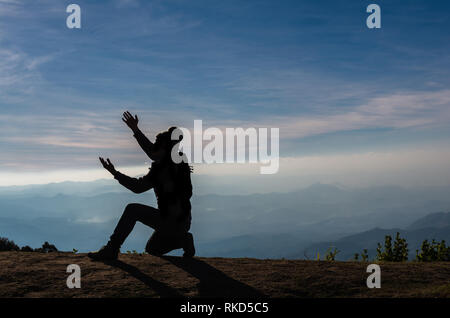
[72,248,78,254]
[361,249,369,262]
[416,239,450,262]
[353,249,369,262]
[377,234,393,261]
[132,250,138,254]
[0,237,20,251]
[126,250,132,254]
[21,245,34,252]
[436,240,450,261]
[325,247,340,261]
[376,232,408,262]
[393,232,409,261]
[36,241,58,253]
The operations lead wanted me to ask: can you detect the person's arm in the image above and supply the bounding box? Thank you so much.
[132,127,155,159]
[99,157,154,194]
[113,169,154,194]
[122,111,155,159]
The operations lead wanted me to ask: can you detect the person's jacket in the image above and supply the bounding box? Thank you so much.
[113,129,192,222]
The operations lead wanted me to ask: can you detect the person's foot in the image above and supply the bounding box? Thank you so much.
[183,232,195,258]
[88,244,119,261]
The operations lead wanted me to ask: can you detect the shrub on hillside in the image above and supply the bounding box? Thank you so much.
[376,232,408,262]
[325,247,340,261]
[0,238,59,253]
[21,245,34,252]
[415,239,450,262]
[353,249,369,262]
[0,237,20,251]
[35,241,58,253]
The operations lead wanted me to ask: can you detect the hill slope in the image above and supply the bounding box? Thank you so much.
[0,252,449,298]
[408,212,450,230]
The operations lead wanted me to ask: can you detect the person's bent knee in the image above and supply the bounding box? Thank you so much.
[145,245,163,256]
[123,203,140,218]
[145,234,166,256]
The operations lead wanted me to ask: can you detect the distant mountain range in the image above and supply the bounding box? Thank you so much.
[1,180,450,258]
[407,212,450,230]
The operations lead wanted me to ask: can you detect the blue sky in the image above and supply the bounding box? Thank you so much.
[0,0,450,187]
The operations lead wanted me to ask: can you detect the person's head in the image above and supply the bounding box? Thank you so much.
[151,126,183,162]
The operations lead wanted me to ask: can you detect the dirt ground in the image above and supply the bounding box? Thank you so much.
[0,252,449,298]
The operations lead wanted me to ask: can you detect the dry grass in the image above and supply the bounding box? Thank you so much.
[0,252,449,298]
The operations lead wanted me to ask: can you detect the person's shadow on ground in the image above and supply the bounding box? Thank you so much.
[103,257,264,298]
[103,259,182,297]
[162,256,265,297]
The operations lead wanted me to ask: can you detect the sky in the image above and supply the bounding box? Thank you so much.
[0,0,450,189]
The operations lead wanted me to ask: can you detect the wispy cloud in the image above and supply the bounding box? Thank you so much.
[1,88,448,175]
[283,89,450,138]
[0,48,58,101]
[0,49,33,87]
[198,89,450,140]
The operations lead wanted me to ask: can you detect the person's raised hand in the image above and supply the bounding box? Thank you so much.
[99,157,117,175]
[122,111,139,133]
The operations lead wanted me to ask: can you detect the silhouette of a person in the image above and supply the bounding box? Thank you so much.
[88,111,195,260]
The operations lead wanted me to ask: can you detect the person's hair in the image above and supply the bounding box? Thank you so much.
[157,126,183,150]
[157,127,192,172]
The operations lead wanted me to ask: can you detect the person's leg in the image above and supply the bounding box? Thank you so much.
[180,213,195,257]
[89,203,161,260]
[145,231,180,256]
[183,232,195,257]
[145,231,194,257]
[145,213,195,257]
[109,203,161,248]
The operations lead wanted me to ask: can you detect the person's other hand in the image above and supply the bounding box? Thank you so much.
[122,111,139,133]
[99,157,117,175]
